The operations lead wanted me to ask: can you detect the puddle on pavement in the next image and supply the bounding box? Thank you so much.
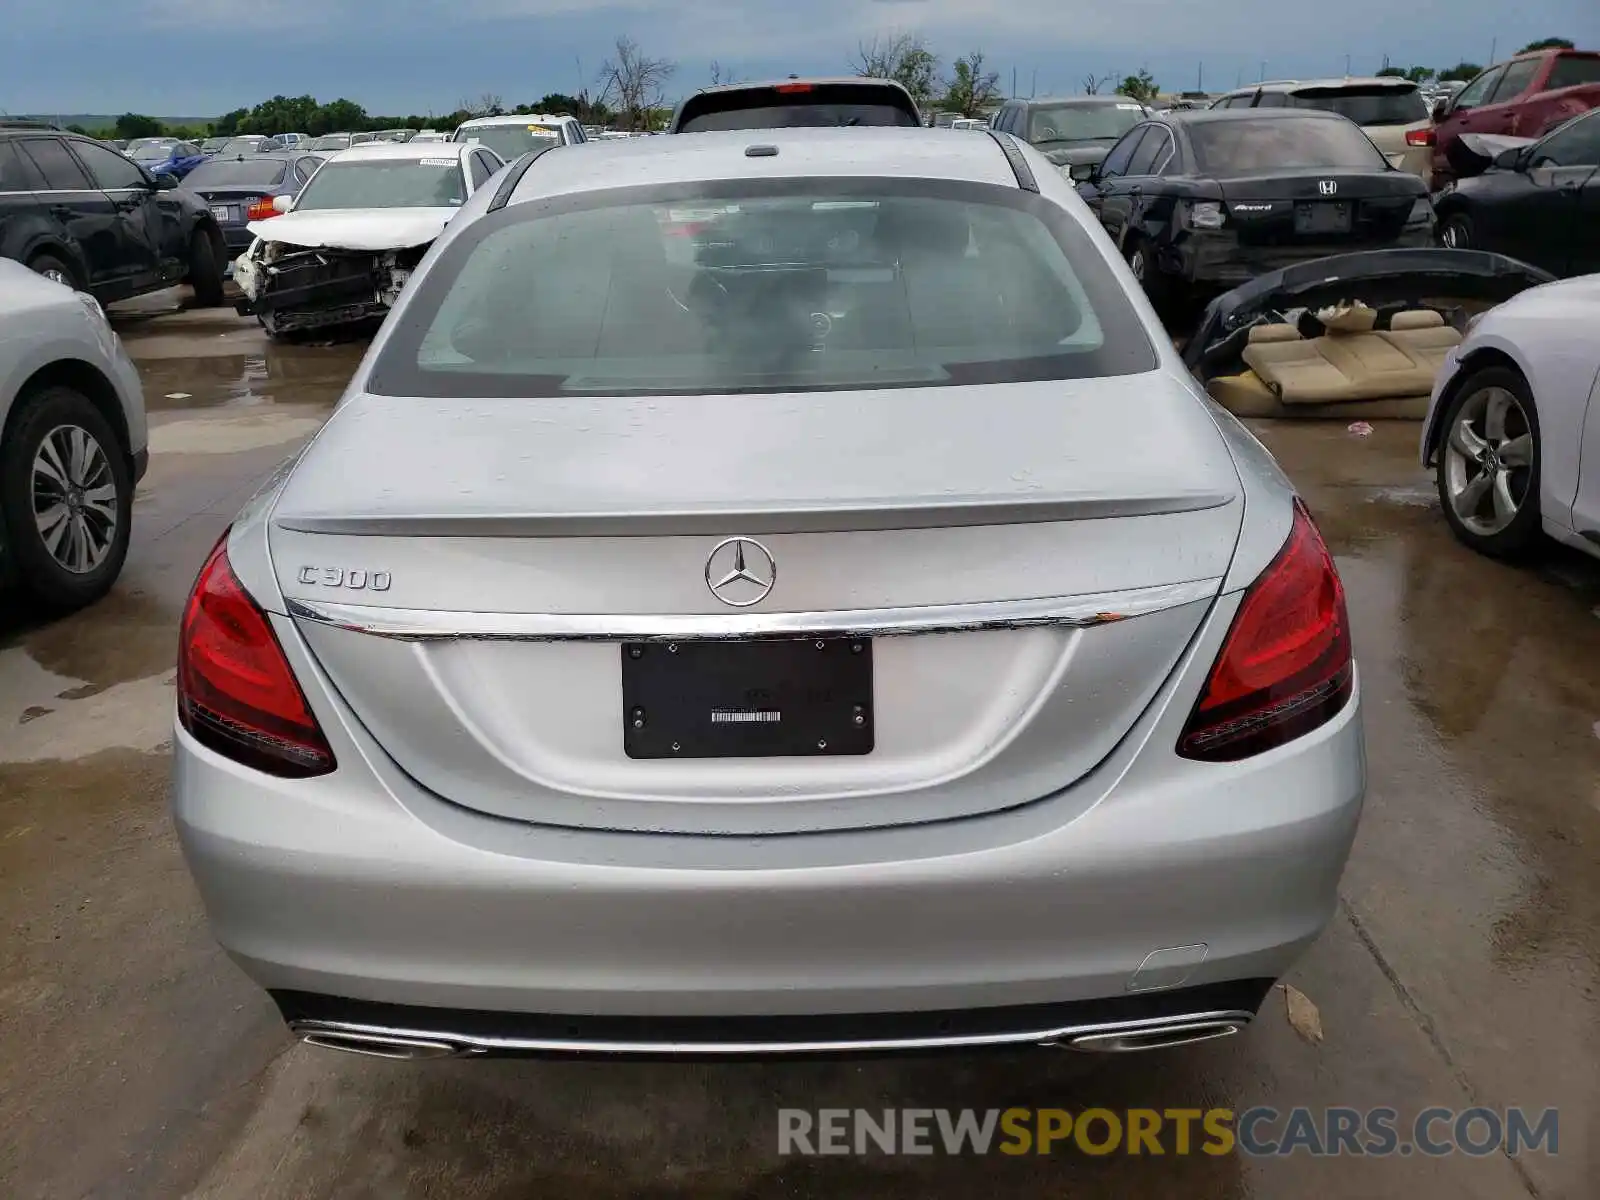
[141,344,361,412]
[4,588,176,694]
[0,588,182,765]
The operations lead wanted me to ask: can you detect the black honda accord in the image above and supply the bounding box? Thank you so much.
[1078,108,1435,313]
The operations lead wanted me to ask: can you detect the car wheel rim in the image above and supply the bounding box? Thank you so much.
[1442,221,1467,249]
[31,424,119,575]
[1128,249,1145,280]
[1442,386,1534,537]
[39,267,71,286]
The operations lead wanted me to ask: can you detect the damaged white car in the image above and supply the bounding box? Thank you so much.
[234,142,506,337]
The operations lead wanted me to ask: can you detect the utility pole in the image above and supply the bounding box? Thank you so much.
[1345,53,1351,76]
[1489,37,1498,64]
[1030,68,1037,98]
[1259,60,1267,82]
[1012,67,1018,98]
[1197,62,1203,92]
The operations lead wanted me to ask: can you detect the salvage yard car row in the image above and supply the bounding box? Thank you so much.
[3,74,1600,1085]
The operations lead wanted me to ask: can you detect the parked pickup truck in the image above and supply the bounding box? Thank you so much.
[1428,48,1600,188]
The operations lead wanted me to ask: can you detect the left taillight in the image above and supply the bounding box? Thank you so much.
[1405,128,1436,147]
[246,196,278,220]
[1177,500,1353,762]
[177,535,336,778]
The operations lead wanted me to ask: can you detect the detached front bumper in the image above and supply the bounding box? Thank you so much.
[1170,227,1437,288]
[233,243,419,333]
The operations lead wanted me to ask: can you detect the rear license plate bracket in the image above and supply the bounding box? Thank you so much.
[210,205,231,221]
[1293,202,1352,235]
[620,638,874,759]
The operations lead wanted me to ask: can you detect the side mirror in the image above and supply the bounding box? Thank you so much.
[151,172,179,190]
[1431,98,1449,122]
[272,194,294,214]
[1492,147,1526,171]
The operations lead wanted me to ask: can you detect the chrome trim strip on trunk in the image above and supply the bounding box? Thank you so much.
[270,491,1237,538]
[285,576,1221,642]
[287,1008,1254,1057]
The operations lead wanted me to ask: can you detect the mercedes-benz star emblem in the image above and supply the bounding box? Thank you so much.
[705,537,776,608]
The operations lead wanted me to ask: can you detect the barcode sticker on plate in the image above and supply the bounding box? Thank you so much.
[711,710,781,724]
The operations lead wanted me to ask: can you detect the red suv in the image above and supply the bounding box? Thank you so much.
[1428,49,1600,187]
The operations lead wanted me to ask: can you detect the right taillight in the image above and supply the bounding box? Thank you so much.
[1178,500,1353,762]
[177,535,336,778]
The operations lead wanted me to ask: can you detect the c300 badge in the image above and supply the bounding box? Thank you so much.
[297,566,392,591]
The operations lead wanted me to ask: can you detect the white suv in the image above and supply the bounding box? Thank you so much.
[450,114,587,162]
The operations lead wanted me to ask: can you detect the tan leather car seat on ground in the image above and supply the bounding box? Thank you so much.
[1203,309,1460,420]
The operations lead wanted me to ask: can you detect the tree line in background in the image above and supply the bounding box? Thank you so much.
[67,32,1579,143]
[1374,37,1574,85]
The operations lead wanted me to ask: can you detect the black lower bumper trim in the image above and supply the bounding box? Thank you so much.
[272,978,1276,1059]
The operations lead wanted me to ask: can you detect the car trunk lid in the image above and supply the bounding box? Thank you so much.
[1219,171,1421,246]
[271,374,1244,835]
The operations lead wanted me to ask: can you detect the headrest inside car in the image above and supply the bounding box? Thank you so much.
[1247,323,1302,344]
[1315,303,1378,334]
[1389,309,1446,330]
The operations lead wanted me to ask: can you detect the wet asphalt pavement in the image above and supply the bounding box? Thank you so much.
[2,292,1598,1199]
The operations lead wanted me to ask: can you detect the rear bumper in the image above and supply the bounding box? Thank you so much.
[273,978,1275,1058]
[1171,228,1436,287]
[172,650,1365,1032]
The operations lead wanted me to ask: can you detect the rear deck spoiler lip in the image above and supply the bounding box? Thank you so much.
[1182,248,1557,380]
[270,489,1238,539]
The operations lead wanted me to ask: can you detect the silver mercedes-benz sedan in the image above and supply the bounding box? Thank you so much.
[172,127,1364,1059]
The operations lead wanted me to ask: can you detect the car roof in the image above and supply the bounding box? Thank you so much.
[1247,77,1418,92]
[456,113,575,128]
[203,149,325,161]
[690,76,908,96]
[506,127,1018,204]
[1012,95,1144,107]
[1167,107,1350,124]
[327,141,473,162]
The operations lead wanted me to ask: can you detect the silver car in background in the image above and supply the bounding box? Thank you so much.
[0,261,145,611]
[172,128,1364,1058]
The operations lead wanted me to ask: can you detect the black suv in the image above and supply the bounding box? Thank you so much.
[669,78,922,133]
[0,124,227,306]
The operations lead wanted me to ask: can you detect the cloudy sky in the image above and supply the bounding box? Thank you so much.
[4,0,1597,117]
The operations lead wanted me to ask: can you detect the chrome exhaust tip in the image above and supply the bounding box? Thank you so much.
[1064,1018,1247,1053]
[291,1024,463,1060]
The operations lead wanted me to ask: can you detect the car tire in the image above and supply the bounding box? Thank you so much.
[1434,365,1542,560]
[1439,212,1474,250]
[188,229,225,307]
[28,253,81,291]
[1125,236,1175,318]
[0,385,133,612]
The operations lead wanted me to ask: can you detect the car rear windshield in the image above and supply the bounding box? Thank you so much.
[1286,85,1429,126]
[293,159,467,210]
[216,138,264,156]
[676,86,921,132]
[1188,117,1389,173]
[1547,56,1600,90]
[183,159,289,187]
[306,135,351,150]
[452,125,562,159]
[368,179,1158,399]
[130,144,171,162]
[1027,102,1147,145]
